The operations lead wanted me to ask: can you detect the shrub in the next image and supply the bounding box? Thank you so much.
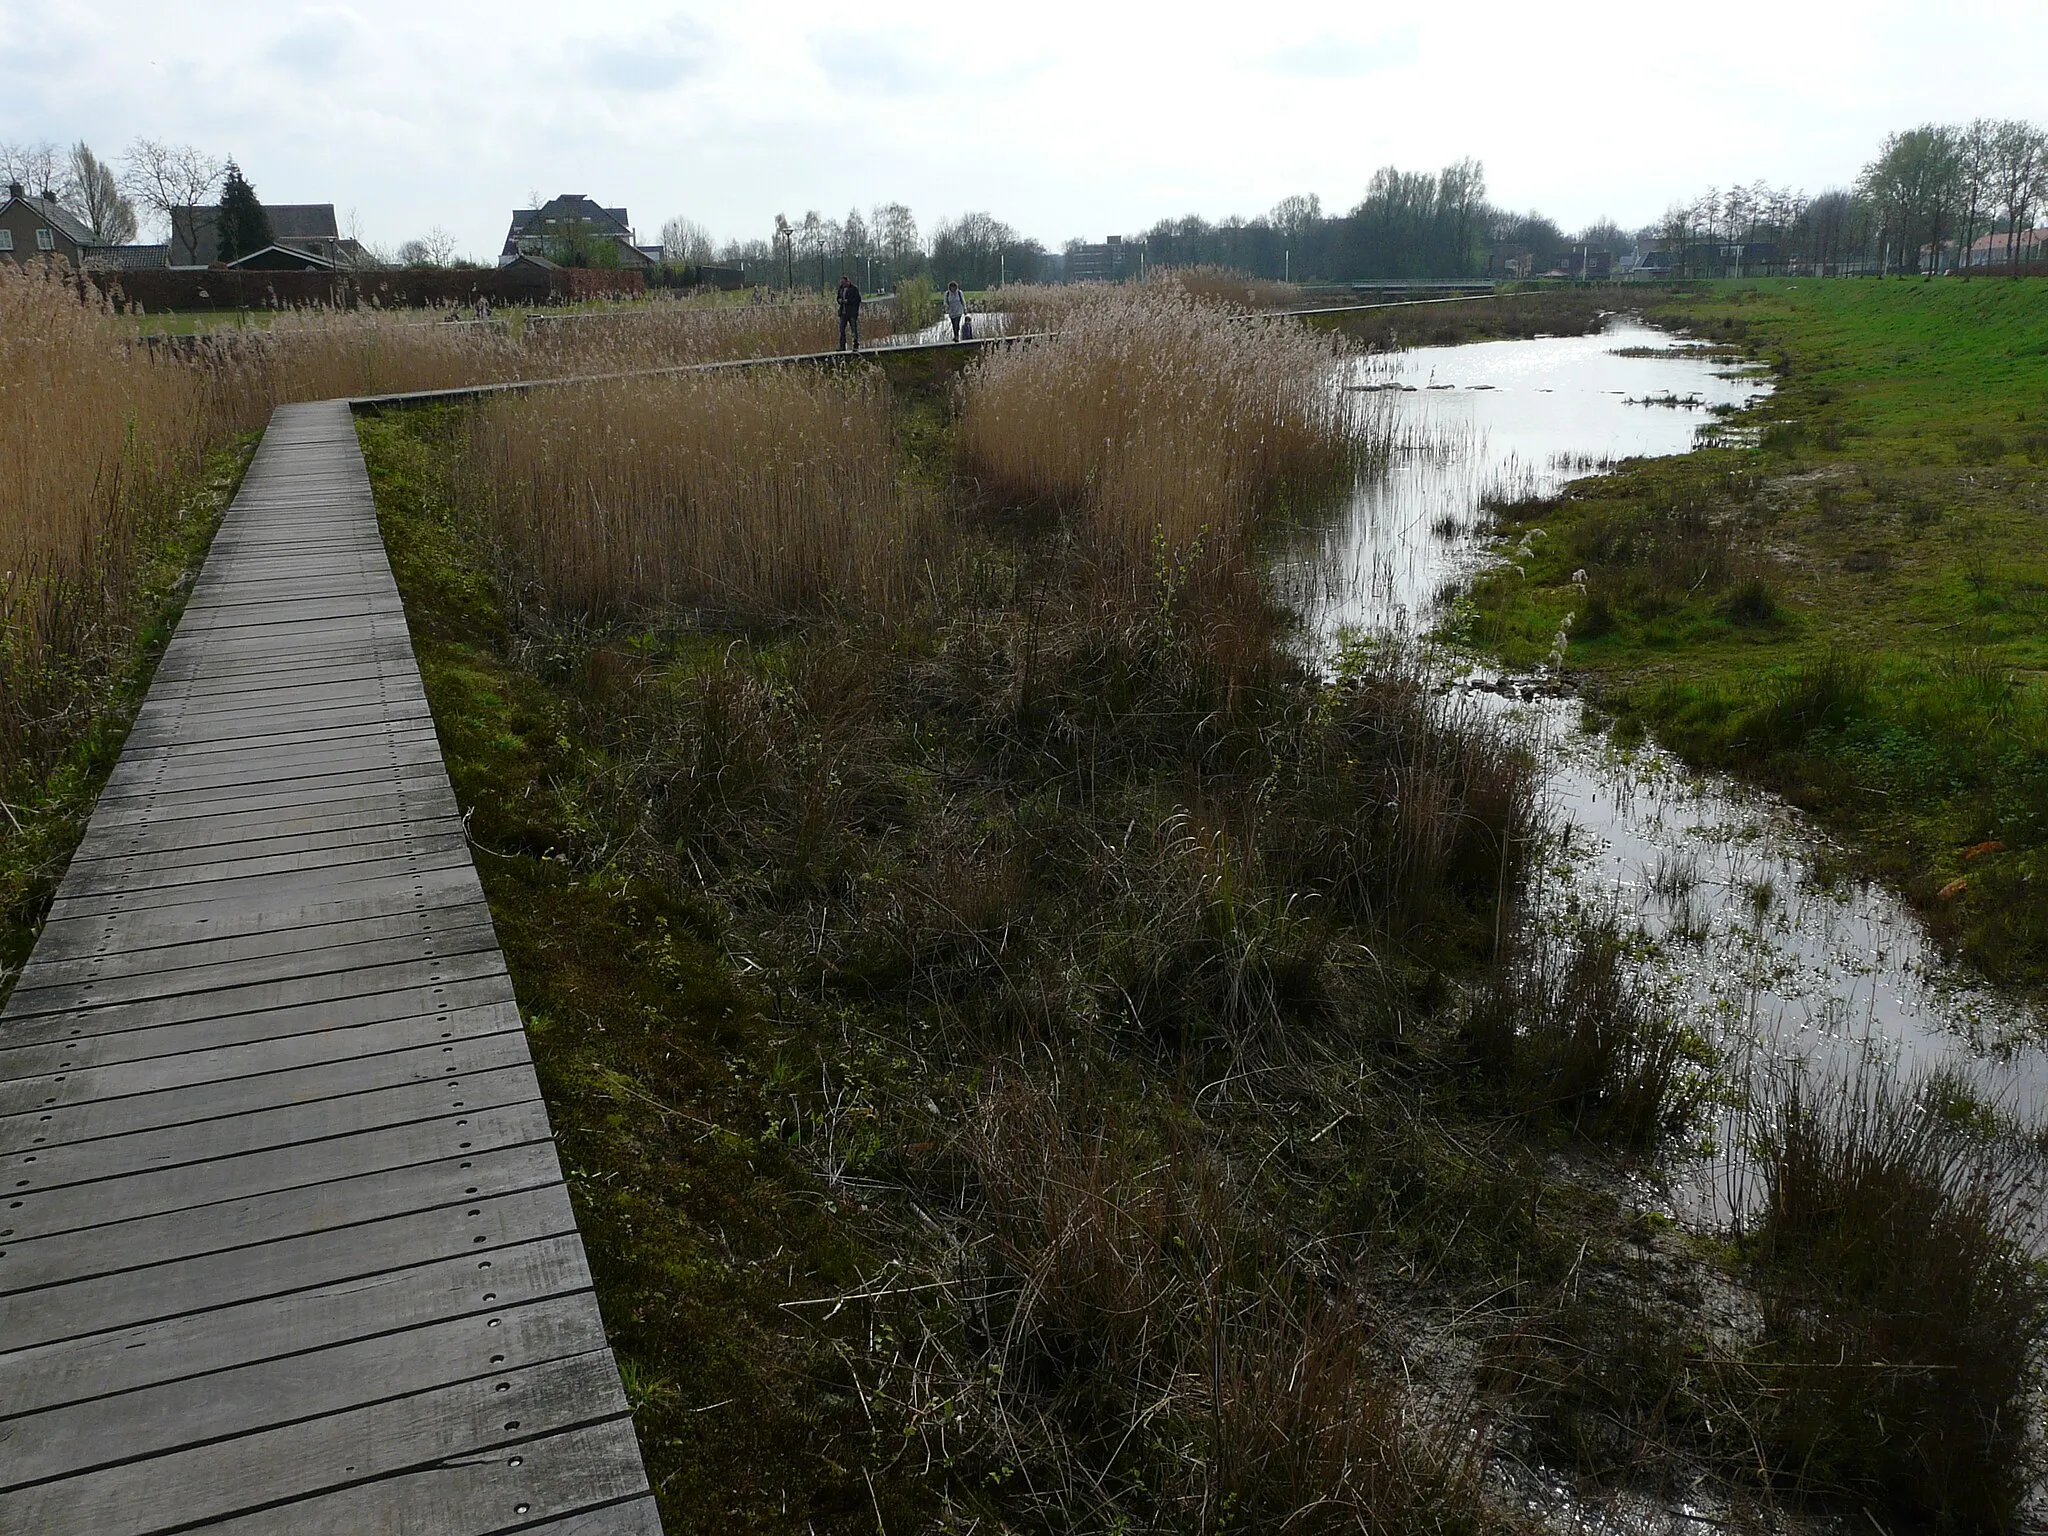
[1720,576,1783,627]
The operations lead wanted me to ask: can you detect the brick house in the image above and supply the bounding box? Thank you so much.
[0,182,103,266]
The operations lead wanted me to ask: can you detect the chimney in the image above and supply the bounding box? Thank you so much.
[5,181,20,200]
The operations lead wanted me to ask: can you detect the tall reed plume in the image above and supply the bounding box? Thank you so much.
[460,367,920,621]
[958,288,1375,574]
[0,266,216,782]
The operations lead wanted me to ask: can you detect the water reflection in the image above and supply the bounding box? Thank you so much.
[1285,317,2048,1218]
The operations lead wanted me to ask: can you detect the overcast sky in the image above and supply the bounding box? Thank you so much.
[9,1,2044,258]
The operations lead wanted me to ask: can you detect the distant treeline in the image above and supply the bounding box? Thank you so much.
[1653,118,2048,277]
[1134,161,1497,282]
[677,205,1049,293]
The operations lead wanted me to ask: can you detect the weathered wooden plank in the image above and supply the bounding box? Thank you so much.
[0,1137,566,1296]
[5,1232,592,1417]
[1,1181,580,1351]
[0,397,655,1531]
[0,969,512,1058]
[0,1352,635,1534]
[1,1291,609,1489]
[45,844,480,920]
[5,1098,553,1241]
[51,826,470,901]
[0,943,509,1043]
[12,912,495,996]
[0,1011,529,1143]
[2,1059,538,1179]
[196,1434,659,1536]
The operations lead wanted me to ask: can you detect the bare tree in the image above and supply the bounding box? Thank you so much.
[873,202,921,270]
[1269,193,1323,242]
[659,215,714,265]
[398,227,460,267]
[1955,119,1997,271]
[1987,119,2047,275]
[65,143,137,244]
[0,140,62,197]
[120,138,225,241]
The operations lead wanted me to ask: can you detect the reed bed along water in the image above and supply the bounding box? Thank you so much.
[459,367,919,620]
[960,287,1375,571]
[357,294,1581,1531]
[991,270,1301,337]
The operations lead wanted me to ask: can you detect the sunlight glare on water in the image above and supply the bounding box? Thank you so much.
[1284,316,2048,1221]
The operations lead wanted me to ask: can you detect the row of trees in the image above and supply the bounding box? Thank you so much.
[1654,120,2046,277]
[1858,119,2045,274]
[0,137,294,264]
[1140,161,1496,281]
[656,204,1048,291]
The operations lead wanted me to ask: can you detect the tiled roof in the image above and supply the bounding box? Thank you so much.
[82,244,171,271]
[170,204,342,265]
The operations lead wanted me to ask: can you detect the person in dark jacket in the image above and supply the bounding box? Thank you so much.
[837,275,862,352]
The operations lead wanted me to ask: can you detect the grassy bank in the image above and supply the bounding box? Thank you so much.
[359,288,2045,1530]
[1456,277,2048,989]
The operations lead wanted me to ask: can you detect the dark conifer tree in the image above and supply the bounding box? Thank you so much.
[215,161,272,262]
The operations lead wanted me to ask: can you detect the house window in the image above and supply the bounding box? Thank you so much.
[0,230,12,251]
[35,227,54,251]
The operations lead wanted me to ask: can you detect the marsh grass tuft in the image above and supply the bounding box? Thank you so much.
[1469,911,1701,1149]
[1740,1063,2048,1526]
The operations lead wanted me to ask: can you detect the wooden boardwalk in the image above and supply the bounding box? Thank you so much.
[0,401,659,1532]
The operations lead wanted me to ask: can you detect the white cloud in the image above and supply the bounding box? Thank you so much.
[1,0,2041,261]
[1264,26,1420,79]
[264,7,368,79]
[576,15,715,93]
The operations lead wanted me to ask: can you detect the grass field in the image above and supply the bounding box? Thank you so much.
[1457,277,2048,988]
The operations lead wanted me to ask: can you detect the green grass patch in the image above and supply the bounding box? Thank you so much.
[1452,277,2048,988]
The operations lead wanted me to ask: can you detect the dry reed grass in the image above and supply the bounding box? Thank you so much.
[959,288,1371,573]
[1154,264,1304,311]
[1,286,894,776]
[459,367,921,621]
[0,266,220,780]
[207,293,886,413]
[951,1069,1484,1533]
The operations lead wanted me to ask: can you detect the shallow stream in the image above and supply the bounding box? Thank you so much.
[1281,320,2048,1219]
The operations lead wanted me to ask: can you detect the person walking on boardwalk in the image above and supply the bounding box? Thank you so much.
[837,274,862,352]
[945,280,966,341]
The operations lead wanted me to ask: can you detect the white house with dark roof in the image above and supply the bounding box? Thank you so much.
[500,194,659,268]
